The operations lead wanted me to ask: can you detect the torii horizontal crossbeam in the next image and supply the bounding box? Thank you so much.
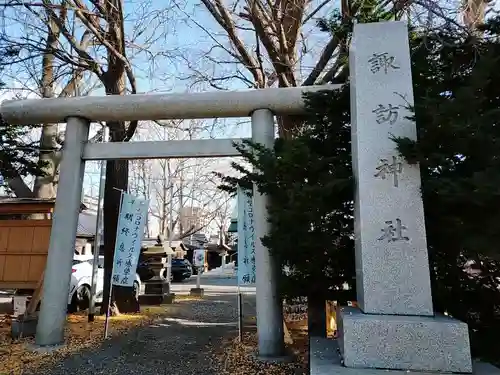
[82,138,244,160]
[0,84,340,124]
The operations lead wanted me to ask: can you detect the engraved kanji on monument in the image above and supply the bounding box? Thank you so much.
[338,21,472,373]
[351,24,433,317]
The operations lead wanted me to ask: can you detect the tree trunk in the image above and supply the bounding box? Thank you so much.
[32,13,62,215]
[33,123,59,199]
[7,175,34,198]
[5,6,87,200]
[276,114,308,139]
[100,158,138,315]
[99,0,136,313]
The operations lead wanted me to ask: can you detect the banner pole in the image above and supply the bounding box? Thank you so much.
[196,267,201,289]
[103,282,113,339]
[237,283,243,342]
[104,190,125,339]
[88,126,108,322]
[236,185,248,343]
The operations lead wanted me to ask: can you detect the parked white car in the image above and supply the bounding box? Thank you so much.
[68,254,141,312]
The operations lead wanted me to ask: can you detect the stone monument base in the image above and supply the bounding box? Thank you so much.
[310,336,498,375]
[139,293,175,305]
[138,280,174,304]
[144,279,170,295]
[338,307,472,373]
[189,288,204,297]
[11,314,38,339]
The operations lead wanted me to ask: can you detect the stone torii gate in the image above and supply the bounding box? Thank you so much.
[1,83,336,358]
[1,21,473,372]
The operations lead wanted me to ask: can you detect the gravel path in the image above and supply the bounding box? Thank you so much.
[27,293,256,375]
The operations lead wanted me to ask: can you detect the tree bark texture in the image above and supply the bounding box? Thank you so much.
[100,157,139,315]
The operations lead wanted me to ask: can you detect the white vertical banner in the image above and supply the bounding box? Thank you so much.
[237,186,256,285]
[112,193,149,287]
[193,249,205,267]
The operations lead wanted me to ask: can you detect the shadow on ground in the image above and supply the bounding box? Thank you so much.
[20,294,256,375]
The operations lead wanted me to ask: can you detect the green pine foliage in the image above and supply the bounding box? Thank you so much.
[220,17,500,361]
[393,19,500,361]
[0,112,41,181]
[0,49,41,183]
[220,86,356,301]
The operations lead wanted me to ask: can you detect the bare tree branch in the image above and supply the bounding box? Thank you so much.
[303,0,331,24]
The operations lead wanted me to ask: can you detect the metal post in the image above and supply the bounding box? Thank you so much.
[89,126,109,322]
[237,289,243,342]
[35,117,89,347]
[196,267,201,289]
[166,182,174,283]
[251,109,284,358]
[104,190,124,339]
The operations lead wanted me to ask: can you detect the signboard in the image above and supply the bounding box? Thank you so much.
[237,186,256,285]
[112,193,148,287]
[193,249,205,268]
[283,297,308,321]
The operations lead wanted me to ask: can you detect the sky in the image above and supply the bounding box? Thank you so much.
[0,0,335,215]
[0,0,335,94]
[1,0,485,232]
[0,0,258,222]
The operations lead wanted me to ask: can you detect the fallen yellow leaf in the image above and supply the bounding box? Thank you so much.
[0,304,174,375]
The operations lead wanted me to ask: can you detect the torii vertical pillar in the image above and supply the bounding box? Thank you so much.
[36,117,89,346]
[251,109,285,358]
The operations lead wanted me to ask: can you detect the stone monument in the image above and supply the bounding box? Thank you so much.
[138,236,175,305]
[337,21,472,373]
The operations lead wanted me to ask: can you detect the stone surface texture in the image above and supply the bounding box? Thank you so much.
[189,288,205,297]
[311,336,497,375]
[343,21,474,373]
[338,307,473,373]
[11,315,38,339]
[350,20,433,316]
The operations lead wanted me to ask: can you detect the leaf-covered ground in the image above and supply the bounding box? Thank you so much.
[0,293,309,375]
[0,296,207,375]
[215,320,308,375]
[0,306,172,374]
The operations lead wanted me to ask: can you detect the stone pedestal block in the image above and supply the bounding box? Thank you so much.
[11,314,38,339]
[140,280,173,304]
[189,288,204,297]
[144,280,170,295]
[138,293,175,305]
[338,307,472,373]
[310,336,498,375]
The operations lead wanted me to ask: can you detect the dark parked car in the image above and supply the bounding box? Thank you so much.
[136,260,156,282]
[137,258,193,282]
[169,258,193,281]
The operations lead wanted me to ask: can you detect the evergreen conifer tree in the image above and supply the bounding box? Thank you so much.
[220,16,500,360]
[0,48,42,185]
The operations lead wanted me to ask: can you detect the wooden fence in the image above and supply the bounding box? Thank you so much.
[0,220,51,289]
